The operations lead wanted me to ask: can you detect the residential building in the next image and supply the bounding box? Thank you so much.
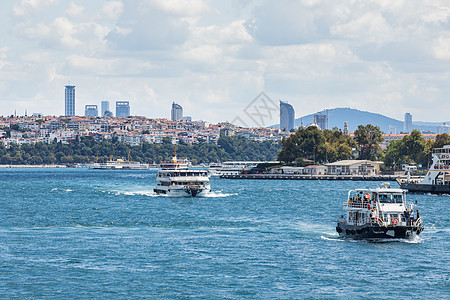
[381,133,437,149]
[85,105,98,117]
[116,101,130,117]
[437,124,450,134]
[171,102,183,121]
[280,100,295,131]
[65,85,76,116]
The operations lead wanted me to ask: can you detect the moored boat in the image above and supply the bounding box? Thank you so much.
[154,156,211,197]
[397,145,450,194]
[336,183,423,240]
[87,158,149,170]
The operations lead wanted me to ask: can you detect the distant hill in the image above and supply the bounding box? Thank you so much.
[274,108,448,133]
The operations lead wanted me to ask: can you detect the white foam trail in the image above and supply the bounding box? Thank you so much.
[102,189,236,198]
[321,235,344,242]
[50,188,73,192]
[200,191,237,198]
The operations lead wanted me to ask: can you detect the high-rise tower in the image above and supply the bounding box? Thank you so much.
[85,105,98,117]
[314,114,327,130]
[65,85,76,116]
[101,101,110,117]
[404,113,412,133]
[116,101,130,117]
[280,100,295,131]
[171,102,183,121]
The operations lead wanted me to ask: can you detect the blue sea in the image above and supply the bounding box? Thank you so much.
[0,168,448,299]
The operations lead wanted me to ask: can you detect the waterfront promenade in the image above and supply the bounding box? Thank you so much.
[220,173,398,181]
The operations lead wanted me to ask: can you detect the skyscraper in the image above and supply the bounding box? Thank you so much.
[171,102,183,121]
[85,105,98,117]
[65,85,75,116]
[116,101,130,117]
[404,113,412,133]
[314,114,327,130]
[280,100,295,131]
[101,101,110,117]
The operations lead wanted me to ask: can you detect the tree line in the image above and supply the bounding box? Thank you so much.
[0,135,281,165]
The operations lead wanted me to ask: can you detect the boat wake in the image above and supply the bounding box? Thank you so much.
[51,188,74,192]
[102,189,236,198]
[105,190,159,197]
[320,235,344,242]
[199,191,237,198]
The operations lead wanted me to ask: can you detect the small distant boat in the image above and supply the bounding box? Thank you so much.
[398,145,450,194]
[154,156,211,197]
[87,158,149,170]
[336,183,423,240]
[209,161,261,176]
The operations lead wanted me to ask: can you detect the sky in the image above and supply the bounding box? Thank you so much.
[0,0,449,126]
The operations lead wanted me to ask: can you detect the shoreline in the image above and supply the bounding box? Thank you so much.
[0,164,68,168]
[220,173,399,181]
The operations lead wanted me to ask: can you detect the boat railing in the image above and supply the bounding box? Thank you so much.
[343,199,371,209]
[414,217,422,227]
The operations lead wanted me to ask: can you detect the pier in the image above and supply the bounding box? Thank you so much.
[220,174,398,181]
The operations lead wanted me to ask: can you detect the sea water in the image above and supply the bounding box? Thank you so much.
[0,168,448,298]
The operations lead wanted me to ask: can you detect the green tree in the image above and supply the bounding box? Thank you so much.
[278,126,326,164]
[383,130,429,168]
[433,133,450,149]
[354,124,383,160]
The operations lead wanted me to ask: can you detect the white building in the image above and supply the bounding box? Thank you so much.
[325,160,383,175]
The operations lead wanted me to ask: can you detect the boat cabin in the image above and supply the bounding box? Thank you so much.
[342,186,415,227]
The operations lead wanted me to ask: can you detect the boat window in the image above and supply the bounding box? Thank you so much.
[393,194,403,203]
[379,194,390,203]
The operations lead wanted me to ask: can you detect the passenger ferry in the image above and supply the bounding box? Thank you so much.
[336,183,423,240]
[154,156,211,197]
[397,145,450,194]
[210,161,276,176]
[87,158,149,170]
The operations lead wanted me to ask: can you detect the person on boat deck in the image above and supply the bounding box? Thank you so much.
[416,209,420,219]
[404,210,410,226]
[339,215,345,223]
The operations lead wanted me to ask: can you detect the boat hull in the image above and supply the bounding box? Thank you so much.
[153,187,211,197]
[400,183,450,194]
[336,223,423,240]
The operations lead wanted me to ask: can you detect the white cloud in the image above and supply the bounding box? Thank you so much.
[101,1,124,20]
[65,2,85,18]
[432,36,450,60]
[2,0,450,122]
[331,12,394,44]
[13,0,58,17]
[152,0,211,16]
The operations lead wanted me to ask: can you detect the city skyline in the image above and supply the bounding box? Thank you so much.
[0,1,450,123]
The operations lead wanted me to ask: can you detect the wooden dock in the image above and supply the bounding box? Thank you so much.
[220,174,398,181]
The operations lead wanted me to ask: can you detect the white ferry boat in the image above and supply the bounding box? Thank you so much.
[154,156,211,197]
[397,145,450,194]
[336,183,423,240]
[210,161,262,176]
[88,158,149,170]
